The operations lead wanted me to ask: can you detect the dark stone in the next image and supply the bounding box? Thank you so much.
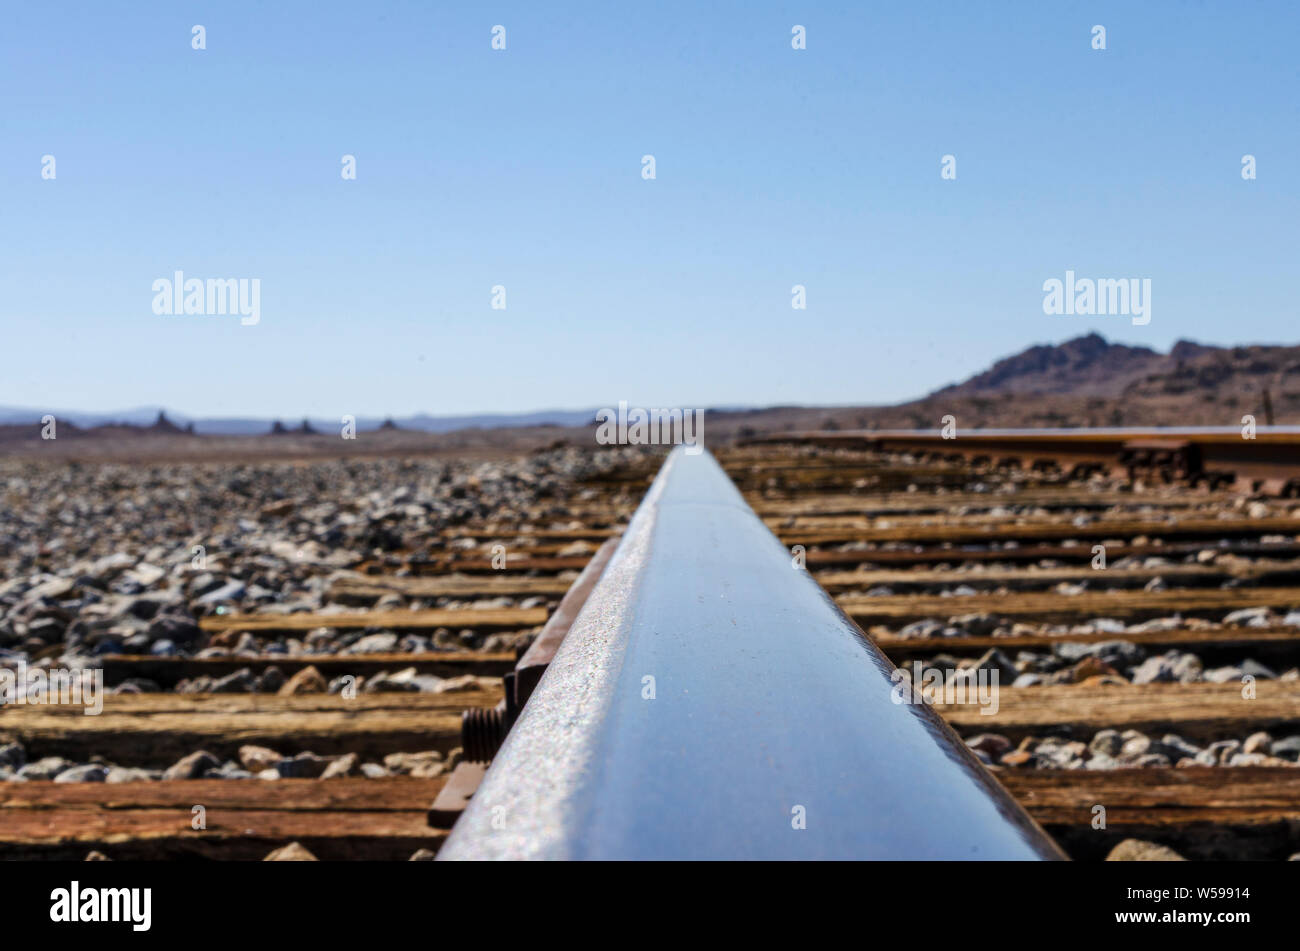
[146,614,202,648]
[162,750,221,780]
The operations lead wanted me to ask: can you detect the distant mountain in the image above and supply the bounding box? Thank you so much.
[930,333,1166,399]
[927,333,1300,406]
[0,405,604,435]
[701,334,1300,437]
[0,405,180,429]
[6,334,1300,448]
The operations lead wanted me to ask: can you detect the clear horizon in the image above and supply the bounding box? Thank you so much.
[3,2,1297,417]
[1,330,1294,422]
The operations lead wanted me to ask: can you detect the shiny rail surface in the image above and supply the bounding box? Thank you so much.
[439,446,1064,860]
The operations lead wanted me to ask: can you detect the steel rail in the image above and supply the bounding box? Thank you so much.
[740,427,1300,490]
[439,446,1063,860]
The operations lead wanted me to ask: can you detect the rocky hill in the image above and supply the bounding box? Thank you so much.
[702,334,1300,438]
[931,333,1168,399]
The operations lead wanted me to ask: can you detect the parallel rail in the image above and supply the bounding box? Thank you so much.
[742,427,1300,493]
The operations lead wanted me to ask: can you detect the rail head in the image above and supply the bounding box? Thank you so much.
[439,446,1063,860]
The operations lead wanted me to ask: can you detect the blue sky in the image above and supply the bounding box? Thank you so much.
[2,2,1296,417]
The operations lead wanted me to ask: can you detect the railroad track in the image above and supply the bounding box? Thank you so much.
[3,434,1300,859]
[733,440,1300,861]
[441,439,1300,860]
[0,454,659,860]
[741,427,1300,494]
